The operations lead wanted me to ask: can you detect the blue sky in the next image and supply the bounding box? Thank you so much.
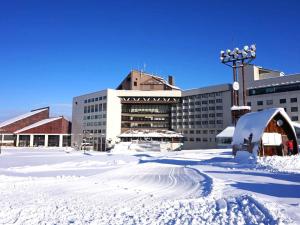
[1,0,300,121]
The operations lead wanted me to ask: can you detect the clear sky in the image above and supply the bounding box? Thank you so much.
[1,0,300,121]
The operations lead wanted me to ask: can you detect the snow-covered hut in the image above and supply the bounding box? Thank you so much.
[232,108,298,156]
[216,126,235,148]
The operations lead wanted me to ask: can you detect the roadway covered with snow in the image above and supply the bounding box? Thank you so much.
[0,147,299,224]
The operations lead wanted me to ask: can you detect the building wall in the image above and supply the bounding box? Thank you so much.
[17,117,71,134]
[1,109,49,133]
[172,84,232,149]
[238,65,300,123]
[72,89,108,150]
[117,70,175,91]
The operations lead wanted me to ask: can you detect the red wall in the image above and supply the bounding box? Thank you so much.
[2,109,49,133]
[18,117,71,134]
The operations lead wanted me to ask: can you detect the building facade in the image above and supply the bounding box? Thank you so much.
[72,70,232,150]
[0,107,71,147]
[238,65,300,123]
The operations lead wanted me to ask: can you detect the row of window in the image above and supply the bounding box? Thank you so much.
[84,104,107,114]
[248,83,300,96]
[182,92,223,101]
[173,113,223,119]
[173,120,223,125]
[247,98,298,106]
[186,137,215,142]
[82,129,106,134]
[182,99,223,106]
[182,129,221,135]
[84,121,106,126]
[83,114,107,120]
[84,96,107,104]
[172,106,223,113]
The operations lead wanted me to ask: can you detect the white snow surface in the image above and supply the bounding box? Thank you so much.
[0,108,48,128]
[0,147,299,224]
[14,117,62,133]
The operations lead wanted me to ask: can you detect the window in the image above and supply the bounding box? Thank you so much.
[216,106,223,110]
[291,107,298,112]
[257,101,263,106]
[196,138,201,142]
[190,130,194,134]
[84,100,87,104]
[266,100,273,105]
[280,99,286,104]
[247,102,251,106]
[84,106,87,114]
[291,116,298,121]
[189,138,194,142]
[196,130,201,134]
[216,99,222,103]
[134,82,137,86]
[291,98,297,103]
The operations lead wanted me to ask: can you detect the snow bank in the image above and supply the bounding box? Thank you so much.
[257,154,300,173]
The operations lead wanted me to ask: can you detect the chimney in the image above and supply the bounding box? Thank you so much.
[168,76,174,86]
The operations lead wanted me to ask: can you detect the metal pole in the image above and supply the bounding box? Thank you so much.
[242,60,246,106]
[232,61,236,106]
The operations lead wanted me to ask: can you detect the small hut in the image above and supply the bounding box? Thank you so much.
[232,108,299,156]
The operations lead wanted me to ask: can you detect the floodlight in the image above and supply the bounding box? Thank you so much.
[250,44,256,51]
[226,49,231,54]
[241,50,248,58]
[243,45,249,52]
[250,51,256,57]
[220,56,225,62]
[234,47,239,53]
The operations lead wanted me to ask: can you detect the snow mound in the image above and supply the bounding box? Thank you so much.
[257,154,300,173]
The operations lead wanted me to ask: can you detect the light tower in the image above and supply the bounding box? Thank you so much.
[220,44,256,125]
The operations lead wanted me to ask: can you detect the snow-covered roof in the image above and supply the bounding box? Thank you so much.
[0,108,48,128]
[231,106,251,111]
[150,74,181,90]
[292,122,300,129]
[119,130,183,138]
[232,108,296,145]
[14,117,62,134]
[216,126,235,138]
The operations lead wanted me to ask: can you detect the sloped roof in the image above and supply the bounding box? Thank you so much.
[232,108,296,145]
[0,108,48,128]
[216,126,235,138]
[14,117,62,134]
[149,74,181,90]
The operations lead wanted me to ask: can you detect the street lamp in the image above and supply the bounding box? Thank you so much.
[220,44,256,124]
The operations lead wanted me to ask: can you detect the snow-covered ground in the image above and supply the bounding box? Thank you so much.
[0,147,299,224]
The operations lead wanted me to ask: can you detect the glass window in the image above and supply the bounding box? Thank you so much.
[266,100,273,105]
[257,101,263,106]
[279,99,286,104]
[291,107,298,112]
[291,116,298,121]
[291,98,297,103]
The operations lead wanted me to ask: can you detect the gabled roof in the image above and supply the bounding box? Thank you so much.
[232,108,296,145]
[0,108,48,128]
[14,117,62,134]
[216,126,235,138]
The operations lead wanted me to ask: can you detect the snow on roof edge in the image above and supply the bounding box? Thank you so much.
[14,117,62,134]
[0,108,48,128]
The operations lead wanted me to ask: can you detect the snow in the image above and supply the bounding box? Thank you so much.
[216,126,235,138]
[14,117,62,133]
[231,105,251,111]
[0,108,48,128]
[119,130,183,138]
[0,147,299,224]
[232,108,296,145]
